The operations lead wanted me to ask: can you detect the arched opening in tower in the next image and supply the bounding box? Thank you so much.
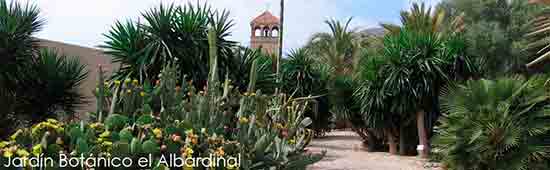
[254,27,262,37]
[271,27,279,37]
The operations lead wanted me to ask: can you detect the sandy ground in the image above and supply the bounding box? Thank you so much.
[306,131,438,170]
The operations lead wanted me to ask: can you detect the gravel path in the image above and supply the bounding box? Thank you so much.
[306,131,437,170]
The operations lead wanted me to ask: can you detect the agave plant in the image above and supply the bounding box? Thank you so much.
[434,76,550,170]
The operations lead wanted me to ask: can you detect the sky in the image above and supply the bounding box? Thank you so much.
[13,0,441,53]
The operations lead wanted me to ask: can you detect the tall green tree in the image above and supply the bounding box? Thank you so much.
[367,3,469,157]
[282,48,332,135]
[439,0,542,74]
[306,18,364,125]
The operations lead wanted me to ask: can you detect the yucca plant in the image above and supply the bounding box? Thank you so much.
[17,49,89,119]
[0,0,89,137]
[434,76,550,170]
[101,2,236,89]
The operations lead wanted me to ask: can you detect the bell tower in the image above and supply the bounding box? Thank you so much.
[250,11,280,56]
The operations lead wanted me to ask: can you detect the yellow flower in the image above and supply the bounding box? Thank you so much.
[104,82,109,86]
[140,92,146,97]
[243,92,249,96]
[102,141,113,146]
[0,141,9,148]
[124,78,131,84]
[215,147,225,157]
[251,93,256,96]
[99,131,111,138]
[132,79,139,85]
[239,117,249,124]
[3,150,13,158]
[183,147,194,157]
[32,144,42,157]
[46,119,58,124]
[56,137,64,145]
[16,149,30,157]
[289,139,296,145]
[126,89,132,94]
[114,80,121,85]
[153,128,163,138]
[274,123,284,129]
[10,129,22,141]
[185,129,194,136]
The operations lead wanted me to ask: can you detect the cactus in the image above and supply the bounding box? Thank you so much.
[0,27,323,169]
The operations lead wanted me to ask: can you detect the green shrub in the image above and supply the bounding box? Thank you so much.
[434,76,550,170]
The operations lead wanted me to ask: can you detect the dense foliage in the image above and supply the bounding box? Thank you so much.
[439,0,543,74]
[101,3,236,89]
[0,0,88,137]
[434,76,550,170]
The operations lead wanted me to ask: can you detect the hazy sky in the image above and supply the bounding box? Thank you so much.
[13,0,440,53]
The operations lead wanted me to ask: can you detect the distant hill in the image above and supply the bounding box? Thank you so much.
[360,27,385,37]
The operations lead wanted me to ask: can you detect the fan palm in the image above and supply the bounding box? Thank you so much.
[101,3,236,88]
[435,76,550,170]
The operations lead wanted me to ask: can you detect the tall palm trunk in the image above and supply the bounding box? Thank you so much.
[385,128,397,155]
[416,109,429,158]
[399,124,407,155]
[276,0,284,93]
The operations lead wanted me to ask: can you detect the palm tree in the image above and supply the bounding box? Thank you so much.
[376,2,468,157]
[354,56,402,154]
[305,18,364,129]
[0,0,88,137]
[435,76,550,170]
[281,48,333,135]
[526,1,550,67]
[307,18,362,76]
[277,0,285,92]
[229,46,277,93]
[0,0,43,92]
[101,3,236,88]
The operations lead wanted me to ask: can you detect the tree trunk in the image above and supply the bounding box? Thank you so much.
[366,129,381,152]
[399,125,407,155]
[416,110,429,158]
[385,129,397,155]
[276,0,284,94]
